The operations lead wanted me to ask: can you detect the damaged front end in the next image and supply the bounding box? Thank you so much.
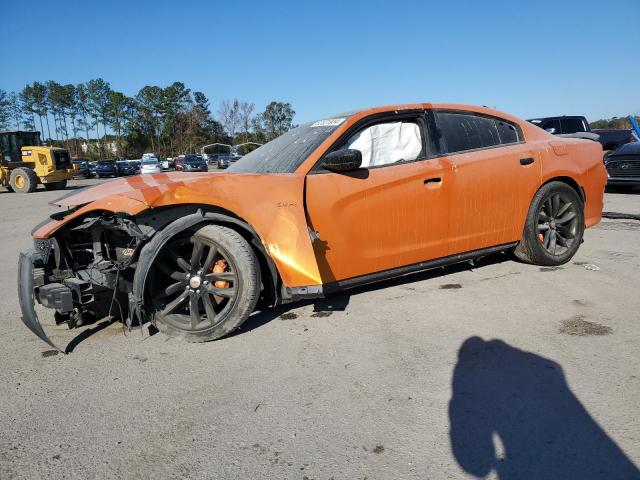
[18,212,152,351]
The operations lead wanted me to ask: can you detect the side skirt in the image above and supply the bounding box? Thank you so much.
[284,242,518,302]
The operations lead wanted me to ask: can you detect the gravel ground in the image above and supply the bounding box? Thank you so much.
[0,177,638,479]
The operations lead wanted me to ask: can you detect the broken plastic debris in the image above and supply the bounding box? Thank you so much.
[584,264,600,271]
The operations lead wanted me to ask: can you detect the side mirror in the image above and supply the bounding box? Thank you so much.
[545,127,557,134]
[322,149,362,172]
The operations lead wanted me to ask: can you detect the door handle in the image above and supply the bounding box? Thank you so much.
[520,157,535,166]
[424,177,442,184]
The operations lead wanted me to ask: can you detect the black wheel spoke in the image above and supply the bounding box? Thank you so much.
[203,271,236,282]
[189,295,200,329]
[205,284,236,298]
[551,194,560,217]
[190,241,204,273]
[537,223,550,232]
[543,229,551,248]
[538,211,550,222]
[549,230,557,254]
[556,211,576,225]
[556,201,572,218]
[167,246,191,272]
[162,293,188,316]
[556,232,568,247]
[202,246,218,271]
[161,281,185,297]
[202,294,217,324]
[544,199,553,218]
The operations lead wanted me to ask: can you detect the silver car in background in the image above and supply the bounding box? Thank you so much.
[140,157,162,174]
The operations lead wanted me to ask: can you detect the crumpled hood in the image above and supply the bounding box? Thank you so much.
[51,172,219,208]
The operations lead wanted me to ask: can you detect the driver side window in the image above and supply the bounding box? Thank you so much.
[341,120,423,168]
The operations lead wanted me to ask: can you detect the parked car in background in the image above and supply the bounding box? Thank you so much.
[20,103,607,348]
[604,142,640,188]
[527,115,591,135]
[173,155,185,170]
[217,154,241,169]
[95,160,120,178]
[178,154,208,172]
[140,158,162,174]
[72,159,94,178]
[162,158,175,170]
[88,162,97,176]
[207,153,230,165]
[593,129,636,155]
[117,160,140,176]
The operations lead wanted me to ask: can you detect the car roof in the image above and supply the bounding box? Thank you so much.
[321,103,524,124]
[527,115,587,122]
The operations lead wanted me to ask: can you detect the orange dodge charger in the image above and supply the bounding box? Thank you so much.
[19,103,607,349]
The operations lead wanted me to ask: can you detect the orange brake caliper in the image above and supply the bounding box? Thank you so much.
[212,259,230,289]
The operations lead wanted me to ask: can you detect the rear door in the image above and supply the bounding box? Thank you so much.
[430,110,541,254]
[305,112,452,284]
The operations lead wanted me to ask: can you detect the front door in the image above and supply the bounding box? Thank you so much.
[305,114,452,284]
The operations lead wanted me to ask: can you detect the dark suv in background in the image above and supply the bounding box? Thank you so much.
[528,115,636,156]
[72,158,94,178]
[176,154,208,172]
[95,160,120,178]
[527,116,591,135]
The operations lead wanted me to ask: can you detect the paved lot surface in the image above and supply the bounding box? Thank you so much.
[0,177,639,479]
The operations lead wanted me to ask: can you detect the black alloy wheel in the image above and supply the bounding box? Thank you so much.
[148,225,260,341]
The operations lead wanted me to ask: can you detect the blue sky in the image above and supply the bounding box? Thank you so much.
[1,0,638,123]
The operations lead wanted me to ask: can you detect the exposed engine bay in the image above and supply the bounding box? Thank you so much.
[30,212,151,331]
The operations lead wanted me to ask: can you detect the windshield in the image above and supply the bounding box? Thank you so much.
[228,119,345,173]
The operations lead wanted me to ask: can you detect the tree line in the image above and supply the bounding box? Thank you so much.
[0,80,296,159]
[589,116,640,130]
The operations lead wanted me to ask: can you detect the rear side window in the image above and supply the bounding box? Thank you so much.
[433,112,500,154]
[495,119,522,144]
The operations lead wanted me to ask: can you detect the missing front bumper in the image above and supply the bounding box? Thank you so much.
[17,250,64,352]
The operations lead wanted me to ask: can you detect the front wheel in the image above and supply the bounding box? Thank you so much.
[147,225,260,342]
[514,181,584,266]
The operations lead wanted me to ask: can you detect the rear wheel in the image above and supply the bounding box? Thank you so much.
[514,181,584,266]
[44,180,67,191]
[148,225,260,342]
[9,168,38,193]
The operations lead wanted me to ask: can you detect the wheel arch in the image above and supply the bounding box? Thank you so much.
[540,175,586,203]
[130,204,281,326]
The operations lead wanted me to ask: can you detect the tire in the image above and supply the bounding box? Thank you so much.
[514,181,584,266]
[9,168,38,193]
[44,180,67,191]
[148,224,261,342]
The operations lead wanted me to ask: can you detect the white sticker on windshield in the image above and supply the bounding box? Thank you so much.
[311,118,345,127]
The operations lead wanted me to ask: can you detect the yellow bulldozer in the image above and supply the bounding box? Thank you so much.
[0,130,76,193]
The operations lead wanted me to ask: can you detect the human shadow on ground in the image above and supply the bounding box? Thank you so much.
[449,337,640,479]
